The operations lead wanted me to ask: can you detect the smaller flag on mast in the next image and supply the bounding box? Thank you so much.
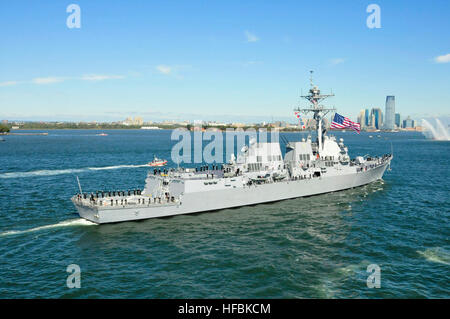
[294,111,306,129]
[331,113,361,133]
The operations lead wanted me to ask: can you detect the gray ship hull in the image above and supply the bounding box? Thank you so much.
[73,161,389,224]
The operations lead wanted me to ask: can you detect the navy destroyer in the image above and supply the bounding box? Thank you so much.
[72,76,392,224]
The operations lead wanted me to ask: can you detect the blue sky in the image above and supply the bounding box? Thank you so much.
[0,0,449,123]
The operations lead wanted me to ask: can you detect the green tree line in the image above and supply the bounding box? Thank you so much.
[0,124,10,133]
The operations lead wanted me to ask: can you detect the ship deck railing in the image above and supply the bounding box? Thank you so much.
[73,194,181,209]
[356,154,392,172]
[152,169,225,180]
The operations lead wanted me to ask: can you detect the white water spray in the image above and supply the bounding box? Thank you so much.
[421,118,450,141]
[435,119,450,140]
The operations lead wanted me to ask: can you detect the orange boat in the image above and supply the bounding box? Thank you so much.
[147,156,168,167]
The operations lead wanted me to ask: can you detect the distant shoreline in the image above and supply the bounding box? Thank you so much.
[5,128,423,133]
[8,128,163,130]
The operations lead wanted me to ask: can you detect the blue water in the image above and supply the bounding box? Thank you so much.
[0,130,448,298]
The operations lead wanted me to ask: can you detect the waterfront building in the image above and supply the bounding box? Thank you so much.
[123,116,143,126]
[134,117,144,125]
[384,96,395,130]
[357,109,366,129]
[403,116,414,128]
[395,113,401,128]
[371,108,383,129]
[365,109,370,127]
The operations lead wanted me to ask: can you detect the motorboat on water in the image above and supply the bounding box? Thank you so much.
[147,156,168,167]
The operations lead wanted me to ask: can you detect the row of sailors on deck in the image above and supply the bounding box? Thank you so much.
[77,193,176,206]
[154,168,168,175]
[152,165,225,175]
[87,196,176,206]
[356,154,391,172]
[77,189,143,200]
[196,165,223,172]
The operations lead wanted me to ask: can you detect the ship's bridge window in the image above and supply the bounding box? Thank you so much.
[268,155,280,161]
[257,156,262,163]
[299,154,309,161]
[269,155,280,161]
[248,163,262,171]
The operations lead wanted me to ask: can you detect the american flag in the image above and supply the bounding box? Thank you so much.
[331,113,361,133]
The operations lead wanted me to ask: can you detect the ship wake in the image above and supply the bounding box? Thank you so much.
[417,247,450,266]
[0,218,96,237]
[0,164,149,179]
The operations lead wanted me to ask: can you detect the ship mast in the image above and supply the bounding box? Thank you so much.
[294,71,336,153]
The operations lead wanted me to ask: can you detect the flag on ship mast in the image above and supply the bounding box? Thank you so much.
[294,111,306,129]
[331,113,361,133]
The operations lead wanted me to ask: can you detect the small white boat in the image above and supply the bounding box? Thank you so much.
[147,156,168,167]
[97,133,108,136]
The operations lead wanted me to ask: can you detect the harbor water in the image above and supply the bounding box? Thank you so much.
[0,130,448,298]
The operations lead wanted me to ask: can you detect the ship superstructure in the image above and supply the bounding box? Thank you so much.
[72,74,392,224]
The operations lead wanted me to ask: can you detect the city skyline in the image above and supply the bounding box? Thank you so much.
[0,1,449,123]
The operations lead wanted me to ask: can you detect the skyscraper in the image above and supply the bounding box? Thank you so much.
[395,113,401,128]
[357,109,366,129]
[385,96,395,130]
[371,108,383,129]
[365,109,370,127]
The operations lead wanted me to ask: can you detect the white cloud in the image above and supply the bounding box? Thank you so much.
[3,74,125,86]
[245,31,259,42]
[243,61,263,67]
[81,74,124,81]
[434,53,450,63]
[330,58,345,65]
[156,65,172,75]
[32,77,66,84]
[0,81,19,87]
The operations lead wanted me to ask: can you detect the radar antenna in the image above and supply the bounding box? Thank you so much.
[293,71,336,153]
